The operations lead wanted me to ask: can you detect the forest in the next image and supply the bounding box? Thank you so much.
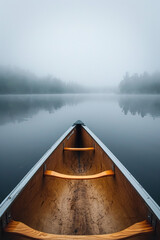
[119,72,160,94]
[0,66,86,94]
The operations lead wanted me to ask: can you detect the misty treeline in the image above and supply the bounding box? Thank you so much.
[119,72,160,94]
[0,66,86,94]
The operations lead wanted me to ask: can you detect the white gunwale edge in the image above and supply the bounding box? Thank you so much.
[83,125,160,221]
[1,123,160,222]
[0,126,74,218]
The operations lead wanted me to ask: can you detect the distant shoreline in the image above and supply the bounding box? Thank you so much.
[1,92,160,96]
[119,72,160,94]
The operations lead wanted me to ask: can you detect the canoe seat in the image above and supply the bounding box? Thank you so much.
[5,220,153,240]
[44,170,114,180]
[63,147,94,151]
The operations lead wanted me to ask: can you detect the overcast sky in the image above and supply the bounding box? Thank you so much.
[0,0,160,86]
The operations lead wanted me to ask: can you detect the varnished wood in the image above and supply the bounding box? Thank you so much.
[44,170,114,180]
[1,124,159,240]
[5,220,153,240]
[63,147,94,151]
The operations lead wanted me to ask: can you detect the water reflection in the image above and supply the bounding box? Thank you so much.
[119,95,160,118]
[0,94,118,125]
[0,94,86,125]
[1,94,160,126]
[0,93,160,206]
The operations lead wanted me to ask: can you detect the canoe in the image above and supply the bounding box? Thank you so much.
[0,120,160,240]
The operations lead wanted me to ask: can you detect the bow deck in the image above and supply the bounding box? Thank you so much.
[1,121,160,240]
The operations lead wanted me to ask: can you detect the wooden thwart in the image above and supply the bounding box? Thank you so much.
[44,170,114,180]
[63,147,94,151]
[5,220,153,240]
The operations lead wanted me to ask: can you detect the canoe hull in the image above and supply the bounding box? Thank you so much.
[1,122,160,239]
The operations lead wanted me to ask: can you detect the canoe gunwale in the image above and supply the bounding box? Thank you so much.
[0,121,160,228]
[0,126,75,218]
[83,125,160,221]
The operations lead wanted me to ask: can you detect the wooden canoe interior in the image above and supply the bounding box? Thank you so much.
[2,124,159,240]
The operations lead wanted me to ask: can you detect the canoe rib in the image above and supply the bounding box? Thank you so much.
[5,220,153,240]
[63,147,94,151]
[44,170,114,180]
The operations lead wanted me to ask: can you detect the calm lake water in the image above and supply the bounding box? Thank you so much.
[0,94,160,206]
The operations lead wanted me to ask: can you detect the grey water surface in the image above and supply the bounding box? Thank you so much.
[0,94,160,206]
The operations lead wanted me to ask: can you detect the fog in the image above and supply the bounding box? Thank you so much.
[0,0,160,87]
[0,66,87,94]
[119,72,160,94]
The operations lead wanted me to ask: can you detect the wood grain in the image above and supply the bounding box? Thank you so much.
[1,125,159,240]
[63,147,94,151]
[5,220,153,240]
[44,170,114,180]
